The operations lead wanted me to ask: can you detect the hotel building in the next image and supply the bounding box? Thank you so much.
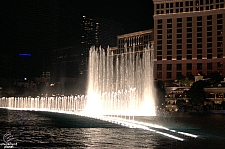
[115,29,153,55]
[153,0,225,81]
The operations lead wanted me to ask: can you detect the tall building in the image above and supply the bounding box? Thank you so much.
[81,16,123,54]
[153,0,225,81]
[79,16,123,74]
[51,15,123,81]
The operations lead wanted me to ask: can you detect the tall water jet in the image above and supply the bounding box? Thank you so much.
[84,44,156,117]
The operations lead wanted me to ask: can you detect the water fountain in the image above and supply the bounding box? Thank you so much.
[0,43,200,141]
[0,45,156,117]
[83,44,156,117]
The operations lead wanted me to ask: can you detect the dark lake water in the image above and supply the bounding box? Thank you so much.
[0,108,225,148]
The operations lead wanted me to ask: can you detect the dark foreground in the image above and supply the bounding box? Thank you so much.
[0,109,225,148]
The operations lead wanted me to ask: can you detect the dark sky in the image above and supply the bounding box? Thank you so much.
[77,0,154,33]
[0,0,154,79]
[0,0,154,51]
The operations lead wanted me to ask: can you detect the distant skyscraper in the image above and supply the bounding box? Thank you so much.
[78,16,123,76]
[51,15,123,81]
[81,16,123,55]
[153,0,225,81]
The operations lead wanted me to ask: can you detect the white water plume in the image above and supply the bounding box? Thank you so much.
[84,44,156,116]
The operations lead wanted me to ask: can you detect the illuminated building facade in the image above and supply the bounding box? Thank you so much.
[115,29,153,55]
[153,0,225,81]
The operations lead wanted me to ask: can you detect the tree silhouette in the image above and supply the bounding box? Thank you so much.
[204,71,223,84]
[186,80,210,110]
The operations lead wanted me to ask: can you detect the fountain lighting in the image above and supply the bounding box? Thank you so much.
[0,97,199,141]
[80,115,185,141]
[156,131,184,141]
[178,132,198,138]
[0,43,199,142]
[85,44,156,118]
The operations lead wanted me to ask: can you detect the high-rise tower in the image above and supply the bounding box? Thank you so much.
[153,0,225,81]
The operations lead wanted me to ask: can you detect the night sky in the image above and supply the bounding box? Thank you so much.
[0,0,154,79]
[77,0,154,32]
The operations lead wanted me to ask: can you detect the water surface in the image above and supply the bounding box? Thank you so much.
[0,109,225,148]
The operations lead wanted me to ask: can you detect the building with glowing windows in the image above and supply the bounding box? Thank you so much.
[81,16,123,56]
[80,16,123,76]
[114,29,153,55]
[153,0,225,81]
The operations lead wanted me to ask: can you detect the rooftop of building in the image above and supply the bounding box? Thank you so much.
[153,0,182,3]
[117,29,153,39]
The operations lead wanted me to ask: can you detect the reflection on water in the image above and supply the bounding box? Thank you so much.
[0,109,225,148]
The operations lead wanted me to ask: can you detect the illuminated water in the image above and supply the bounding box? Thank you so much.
[1,45,224,148]
[0,109,225,148]
[0,97,197,142]
[85,45,156,117]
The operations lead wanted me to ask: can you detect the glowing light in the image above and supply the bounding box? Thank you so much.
[178,132,198,138]
[85,45,156,117]
[0,97,199,142]
[19,54,32,57]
